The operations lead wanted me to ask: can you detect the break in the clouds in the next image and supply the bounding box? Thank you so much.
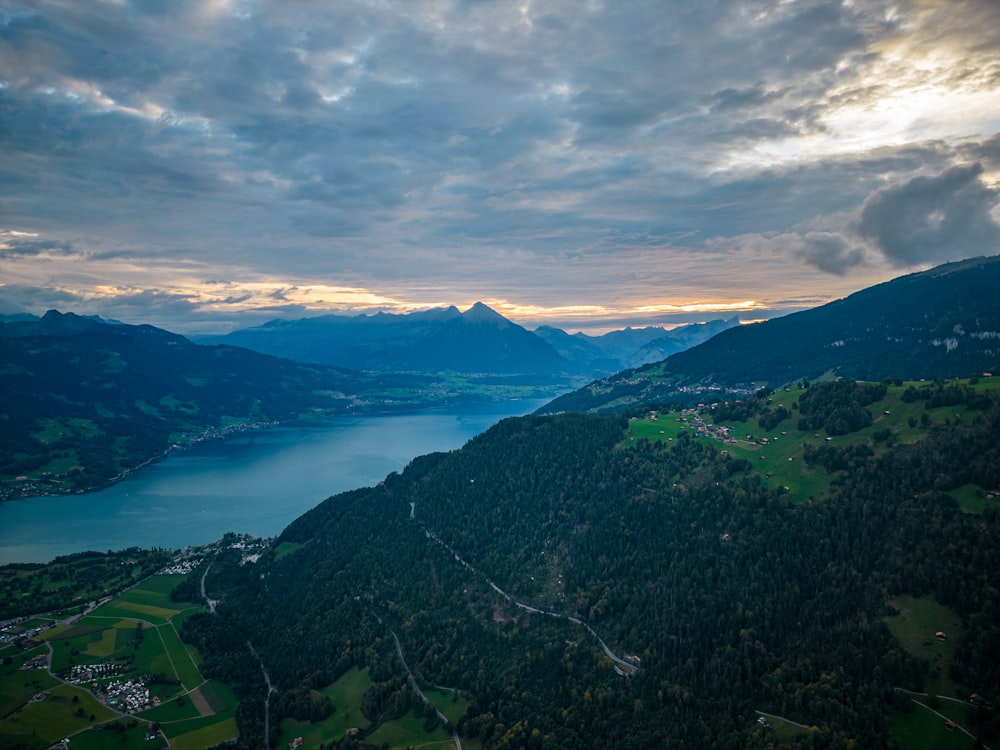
[2,0,1000,333]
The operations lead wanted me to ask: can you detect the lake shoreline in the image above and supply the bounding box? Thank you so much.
[1,392,559,504]
[0,398,552,565]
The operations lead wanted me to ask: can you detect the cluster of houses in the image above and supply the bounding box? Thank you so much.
[0,621,52,646]
[20,652,49,670]
[676,409,740,445]
[103,678,152,713]
[226,536,270,566]
[67,660,124,684]
[158,557,201,576]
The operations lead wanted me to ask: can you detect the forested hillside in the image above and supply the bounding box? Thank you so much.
[186,378,1000,749]
[544,255,1000,414]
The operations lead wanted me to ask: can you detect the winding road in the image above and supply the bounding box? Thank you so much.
[417,522,637,676]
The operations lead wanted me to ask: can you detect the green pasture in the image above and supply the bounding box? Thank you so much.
[144,674,185,703]
[128,574,196,601]
[200,679,237,713]
[0,683,115,749]
[949,483,1000,514]
[0,647,58,720]
[890,702,975,750]
[47,621,128,672]
[83,627,117,658]
[278,667,373,748]
[89,574,201,626]
[278,715,347,749]
[169,606,203,634]
[160,711,238,744]
[159,394,200,415]
[117,624,176,677]
[363,708,452,749]
[884,596,965,699]
[274,541,302,560]
[91,599,176,625]
[69,720,168,750]
[426,687,470,727]
[156,624,202,690]
[319,666,373,729]
[89,601,165,624]
[43,621,107,642]
[138,694,202,722]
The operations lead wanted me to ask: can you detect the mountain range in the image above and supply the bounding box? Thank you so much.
[6,256,1000,749]
[543,255,1000,414]
[195,303,739,377]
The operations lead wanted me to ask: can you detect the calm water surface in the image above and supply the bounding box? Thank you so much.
[0,400,548,564]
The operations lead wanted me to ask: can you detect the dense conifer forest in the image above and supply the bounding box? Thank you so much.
[181,379,1000,749]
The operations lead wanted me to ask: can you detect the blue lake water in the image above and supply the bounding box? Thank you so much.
[0,400,548,564]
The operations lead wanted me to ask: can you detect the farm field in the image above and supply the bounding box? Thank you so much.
[0,683,116,749]
[0,572,230,750]
[0,548,173,620]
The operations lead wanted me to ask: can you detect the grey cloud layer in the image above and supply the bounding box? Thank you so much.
[1,0,999,329]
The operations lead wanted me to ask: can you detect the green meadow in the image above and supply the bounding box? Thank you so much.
[883,596,982,749]
[884,595,966,700]
[0,684,116,749]
[363,708,453,748]
[68,720,168,750]
[277,667,374,748]
[890,703,975,750]
[626,377,1000,507]
[275,666,470,750]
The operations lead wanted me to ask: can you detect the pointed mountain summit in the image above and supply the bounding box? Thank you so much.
[461,301,509,325]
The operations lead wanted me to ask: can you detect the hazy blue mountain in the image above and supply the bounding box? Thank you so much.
[533,325,670,371]
[541,255,1000,413]
[198,302,576,375]
[622,317,741,368]
[535,318,740,374]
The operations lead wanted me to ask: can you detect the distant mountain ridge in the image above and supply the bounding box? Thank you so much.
[533,317,741,373]
[197,303,739,377]
[543,255,1000,413]
[197,302,570,375]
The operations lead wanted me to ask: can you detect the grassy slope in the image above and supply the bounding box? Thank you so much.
[626,377,1000,507]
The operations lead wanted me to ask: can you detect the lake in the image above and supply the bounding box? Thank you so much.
[0,400,548,564]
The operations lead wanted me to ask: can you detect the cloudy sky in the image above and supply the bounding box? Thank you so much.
[2,0,999,334]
